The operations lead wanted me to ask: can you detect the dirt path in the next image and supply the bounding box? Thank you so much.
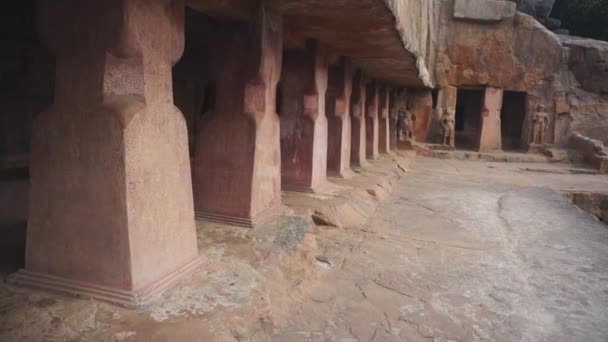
[271,157,608,341]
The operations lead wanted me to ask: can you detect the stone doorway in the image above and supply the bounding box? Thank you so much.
[455,88,484,150]
[501,91,527,151]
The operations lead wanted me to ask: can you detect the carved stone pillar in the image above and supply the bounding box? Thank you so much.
[326,57,353,178]
[279,41,328,192]
[478,87,504,151]
[365,81,380,159]
[192,3,283,227]
[378,86,390,154]
[9,0,201,307]
[350,71,368,167]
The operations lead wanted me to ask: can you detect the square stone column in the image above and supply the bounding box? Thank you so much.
[326,57,353,178]
[478,87,504,151]
[378,86,390,154]
[279,40,329,192]
[9,0,201,307]
[192,3,283,227]
[350,71,368,167]
[365,81,380,159]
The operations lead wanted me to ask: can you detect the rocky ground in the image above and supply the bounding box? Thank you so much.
[2,154,608,341]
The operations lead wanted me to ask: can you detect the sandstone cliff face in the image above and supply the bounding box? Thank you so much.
[555,36,608,145]
[561,36,608,98]
[434,0,563,95]
[432,0,608,147]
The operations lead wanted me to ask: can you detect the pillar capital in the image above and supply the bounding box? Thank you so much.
[243,3,283,123]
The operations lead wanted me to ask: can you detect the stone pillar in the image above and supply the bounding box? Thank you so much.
[326,57,353,178]
[365,81,380,159]
[478,87,503,151]
[279,41,328,192]
[409,90,433,142]
[9,0,201,307]
[350,71,368,166]
[432,86,457,143]
[192,3,283,227]
[378,86,390,154]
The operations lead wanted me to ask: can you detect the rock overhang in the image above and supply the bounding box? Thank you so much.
[186,0,433,88]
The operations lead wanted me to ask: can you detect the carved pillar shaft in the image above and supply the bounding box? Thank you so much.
[11,0,201,307]
[326,57,353,178]
[478,87,503,151]
[279,40,328,192]
[192,2,283,226]
[350,71,367,166]
[378,86,390,154]
[365,80,380,159]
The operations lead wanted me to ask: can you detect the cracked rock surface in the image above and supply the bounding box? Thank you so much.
[2,156,608,341]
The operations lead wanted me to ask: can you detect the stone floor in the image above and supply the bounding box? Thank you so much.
[2,154,608,341]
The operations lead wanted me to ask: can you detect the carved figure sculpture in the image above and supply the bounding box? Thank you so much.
[403,110,416,142]
[530,105,550,145]
[440,108,455,147]
[396,109,416,143]
[396,109,406,142]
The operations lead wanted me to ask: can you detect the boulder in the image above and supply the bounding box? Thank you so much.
[561,36,608,97]
[453,0,517,22]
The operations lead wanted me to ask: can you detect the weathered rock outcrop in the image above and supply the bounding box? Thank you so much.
[555,36,608,146]
[561,36,608,97]
[433,0,608,149]
[570,133,608,173]
[435,0,563,94]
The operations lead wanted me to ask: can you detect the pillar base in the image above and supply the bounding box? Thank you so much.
[397,140,417,150]
[8,257,202,309]
[195,203,285,228]
[527,143,548,154]
[353,160,371,169]
[327,169,355,179]
[282,181,331,194]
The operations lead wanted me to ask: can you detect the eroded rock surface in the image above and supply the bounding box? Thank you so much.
[3,156,608,341]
